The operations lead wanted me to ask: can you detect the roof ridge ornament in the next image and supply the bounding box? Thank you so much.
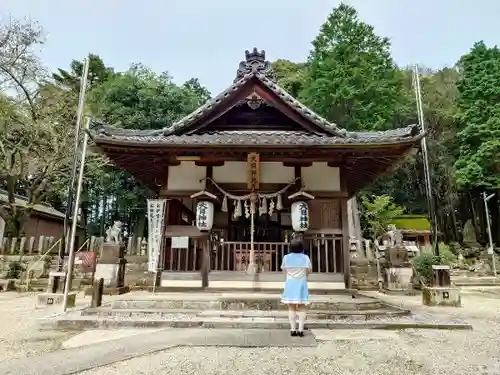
[234,48,276,83]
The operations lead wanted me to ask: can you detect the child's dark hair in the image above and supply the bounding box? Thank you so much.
[289,239,304,254]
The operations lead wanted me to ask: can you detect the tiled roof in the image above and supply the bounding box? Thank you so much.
[159,72,346,137]
[91,126,422,146]
[89,48,424,147]
[0,191,65,220]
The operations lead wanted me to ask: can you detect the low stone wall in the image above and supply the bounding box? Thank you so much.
[124,255,152,287]
[0,255,59,279]
[350,258,386,290]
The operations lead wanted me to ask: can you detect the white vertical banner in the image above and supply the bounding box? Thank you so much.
[147,199,167,273]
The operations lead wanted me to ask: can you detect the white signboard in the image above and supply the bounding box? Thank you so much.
[147,199,167,273]
[171,236,189,249]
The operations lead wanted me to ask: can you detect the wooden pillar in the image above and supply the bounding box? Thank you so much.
[201,237,210,288]
[156,165,171,289]
[339,167,351,289]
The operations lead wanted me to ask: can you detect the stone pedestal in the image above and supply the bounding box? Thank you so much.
[47,271,66,293]
[94,242,129,295]
[422,287,461,307]
[385,267,413,291]
[36,292,77,308]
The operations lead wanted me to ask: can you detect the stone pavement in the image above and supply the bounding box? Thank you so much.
[0,328,318,375]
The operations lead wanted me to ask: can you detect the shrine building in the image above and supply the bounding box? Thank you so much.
[89,48,423,291]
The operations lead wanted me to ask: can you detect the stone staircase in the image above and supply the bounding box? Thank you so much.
[40,291,472,331]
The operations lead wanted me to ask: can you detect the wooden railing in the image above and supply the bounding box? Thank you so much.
[212,242,288,272]
[303,233,343,273]
[162,235,344,274]
[163,237,205,272]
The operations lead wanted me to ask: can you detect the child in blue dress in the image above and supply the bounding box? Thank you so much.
[281,239,312,337]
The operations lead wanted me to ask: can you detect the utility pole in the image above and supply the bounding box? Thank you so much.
[54,57,90,292]
[412,65,440,257]
[63,117,91,311]
[483,192,496,278]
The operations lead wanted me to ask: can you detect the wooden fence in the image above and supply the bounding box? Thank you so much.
[1,235,149,256]
[0,236,59,255]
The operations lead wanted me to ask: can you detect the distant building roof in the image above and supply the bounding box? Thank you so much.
[0,190,65,220]
[392,215,431,233]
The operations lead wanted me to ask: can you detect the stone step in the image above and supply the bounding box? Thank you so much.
[150,286,357,295]
[111,296,385,311]
[81,308,410,320]
[41,313,472,331]
[454,279,500,287]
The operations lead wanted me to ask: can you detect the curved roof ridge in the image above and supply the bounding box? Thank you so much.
[254,73,346,137]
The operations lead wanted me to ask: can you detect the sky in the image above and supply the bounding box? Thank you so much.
[1,0,499,94]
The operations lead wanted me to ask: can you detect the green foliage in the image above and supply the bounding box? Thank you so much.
[271,59,308,97]
[391,215,431,230]
[411,253,439,285]
[82,64,212,236]
[412,243,456,285]
[455,41,500,189]
[359,195,405,241]
[89,64,210,130]
[6,261,24,279]
[438,242,457,265]
[52,54,115,93]
[299,3,404,131]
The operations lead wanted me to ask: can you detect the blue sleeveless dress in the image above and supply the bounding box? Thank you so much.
[281,253,312,305]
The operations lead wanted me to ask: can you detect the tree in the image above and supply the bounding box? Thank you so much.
[368,66,463,242]
[454,41,500,244]
[455,42,500,190]
[299,3,404,131]
[52,54,115,93]
[85,65,212,236]
[0,18,102,236]
[90,64,210,130]
[271,59,308,97]
[359,195,404,242]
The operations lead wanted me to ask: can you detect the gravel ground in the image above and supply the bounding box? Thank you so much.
[2,289,499,374]
[0,292,77,361]
[0,291,124,362]
[78,291,500,375]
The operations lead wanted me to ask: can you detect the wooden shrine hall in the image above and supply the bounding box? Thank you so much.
[89,48,423,290]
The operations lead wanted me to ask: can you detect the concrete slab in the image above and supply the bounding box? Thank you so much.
[81,307,409,320]
[40,311,473,331]
[0,329,317,375]
[109,292,380,311]
[312,329,399,341]
[112,291,366,302]
[62,328,165,349]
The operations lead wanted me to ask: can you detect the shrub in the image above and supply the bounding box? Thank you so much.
[411,253,440,285]
[6,261,25,279]
[438,243,457,265]
[411,243,457,285]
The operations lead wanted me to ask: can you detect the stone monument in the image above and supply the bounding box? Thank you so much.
[422,265,461,307]
[37,270,77,308]
[94,221,129,295]
[383,225,413,294]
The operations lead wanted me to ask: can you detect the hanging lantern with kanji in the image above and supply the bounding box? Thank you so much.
[195,200,214,232]
[288,191,315,233]
[291,201,309,232]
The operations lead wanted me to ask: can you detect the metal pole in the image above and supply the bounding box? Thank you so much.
[413,65,440,257]
[483,192,496,277]
[62,117,91,312]
[57,57,90,286]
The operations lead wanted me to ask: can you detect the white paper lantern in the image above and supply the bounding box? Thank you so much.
[196,201,214,231]
[291,201,309,232]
